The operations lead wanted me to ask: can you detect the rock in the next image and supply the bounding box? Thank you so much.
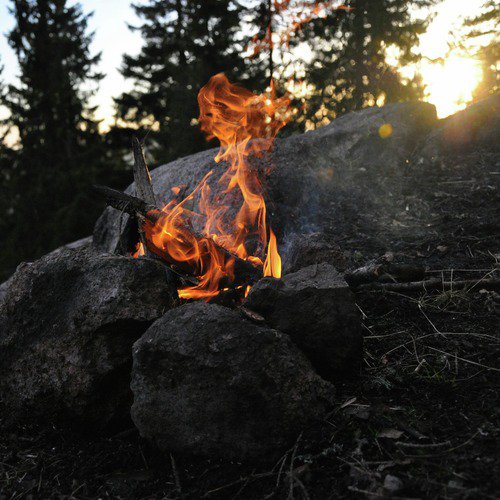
[131,302,334,460]
[244,263,362,379]
[0,276,13,304]
[93,102,437,253]
[0,236,92,304]
[0,246,177,429]
[384,474,403,493]
[283,232,347,273]
[422,93,500,157]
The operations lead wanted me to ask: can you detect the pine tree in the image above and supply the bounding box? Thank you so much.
[465,1,499,100]
[295,0,437,129]
[1,0,105,277]
[114,0,250,164]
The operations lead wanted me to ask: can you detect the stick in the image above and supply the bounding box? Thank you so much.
[132,139,158,259]
[345,262,425,286]
[132,137,157,206]
[355,277,500,292]
[93,185,157,218]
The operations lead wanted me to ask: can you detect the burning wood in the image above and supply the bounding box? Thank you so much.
[96,73,291,301]
[93,185,262,289]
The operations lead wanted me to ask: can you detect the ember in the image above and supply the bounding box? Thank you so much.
[139,74,291,300]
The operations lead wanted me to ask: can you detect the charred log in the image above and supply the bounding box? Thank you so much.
[93,185,262,288]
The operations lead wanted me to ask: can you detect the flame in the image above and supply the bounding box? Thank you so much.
[132,242,145,258]
[140,74,290,300]
[263,229,282,278]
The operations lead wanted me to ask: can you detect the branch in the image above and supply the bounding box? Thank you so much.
[354,278,500,293]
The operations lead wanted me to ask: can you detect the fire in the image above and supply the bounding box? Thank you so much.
[132,242,145,258]
[141,74,290,300]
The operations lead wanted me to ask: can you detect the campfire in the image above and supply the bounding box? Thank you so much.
[97,73,291,302]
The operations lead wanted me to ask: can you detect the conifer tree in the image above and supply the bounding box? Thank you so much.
[465,1,499,100]
[114,0,249,164]
[296,0,437,128]
[1,0,105,276]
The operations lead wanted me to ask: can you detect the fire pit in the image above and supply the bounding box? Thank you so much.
[4,74,416,459]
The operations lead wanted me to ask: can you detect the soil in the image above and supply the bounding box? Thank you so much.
[1,145,498,498]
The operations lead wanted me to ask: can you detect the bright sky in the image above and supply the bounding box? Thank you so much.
[0,0,491,131]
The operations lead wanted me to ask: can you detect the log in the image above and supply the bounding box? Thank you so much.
[345,262,425,286]
[93,185,263,287]
[93,185,157,218]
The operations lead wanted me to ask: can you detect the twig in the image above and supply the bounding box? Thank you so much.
[401,431,480,458]
[202,472,275,498]
[287,433,302,500]
[170,453,182,494]
[426,346,500,372]
[355,277,500,293]
[395,440,451,448]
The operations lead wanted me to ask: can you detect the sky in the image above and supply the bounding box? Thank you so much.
[0,0,490,130]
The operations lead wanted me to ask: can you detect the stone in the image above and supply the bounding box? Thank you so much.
[244,263,363,380]
[283,232,347,273]
[0,246,177,429]
[421,93,499,157]
[131,302,334,460]
[384,474,403,493]
[93,102,437,254]
[0,236,92,304]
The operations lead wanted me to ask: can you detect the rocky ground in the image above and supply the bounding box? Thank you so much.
[0,94,498,499]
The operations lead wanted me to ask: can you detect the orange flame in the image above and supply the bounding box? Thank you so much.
[141,74,291,300]
[132,242,145,258]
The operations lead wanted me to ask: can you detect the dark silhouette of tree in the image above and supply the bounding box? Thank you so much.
[293,0,437,129]
[0,0,106,279]
[114,0,251,164]
[465,0,499,100]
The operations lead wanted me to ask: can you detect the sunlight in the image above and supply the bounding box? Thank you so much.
[422,55,483,118]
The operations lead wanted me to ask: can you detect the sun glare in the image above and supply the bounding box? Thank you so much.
[422,55,483,118]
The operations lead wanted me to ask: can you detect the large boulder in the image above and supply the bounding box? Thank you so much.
[0,246,177,429]
[131,302,334,460]
[0,236,92,303]
[93,102,437,254]
[244,263,363,380]
[421,93,500,157]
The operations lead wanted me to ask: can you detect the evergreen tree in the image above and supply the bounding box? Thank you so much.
[114,0,250,164]
[465,1,499,100]
[1,0,105,277]
[295,0,437,129]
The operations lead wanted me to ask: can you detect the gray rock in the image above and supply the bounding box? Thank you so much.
[421,93,500,157]
[0,276,13,304]
[283,232,347,273]
[131,302,334,460]
[0,246,177,428]
[384,474,403,493]
[244,263,362,379]
[93,102,437,253]
[0,236,92,304]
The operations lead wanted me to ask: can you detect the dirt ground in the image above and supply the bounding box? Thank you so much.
[1,143,498,498]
